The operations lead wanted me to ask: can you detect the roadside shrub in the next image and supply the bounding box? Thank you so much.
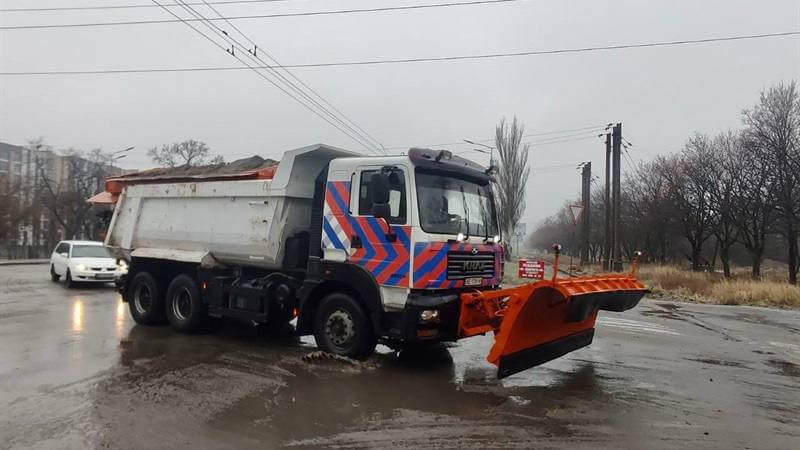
[637,264,800,308]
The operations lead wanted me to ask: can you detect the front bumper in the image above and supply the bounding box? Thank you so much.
[71,269,123,282]
[384,290,462,343]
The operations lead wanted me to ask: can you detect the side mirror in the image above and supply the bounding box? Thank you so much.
[60,252,68,258]
[370,172,391,219]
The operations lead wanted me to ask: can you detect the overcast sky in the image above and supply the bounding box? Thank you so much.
[1,0,798,227]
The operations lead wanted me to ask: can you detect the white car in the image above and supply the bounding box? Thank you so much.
[49,240,127,287]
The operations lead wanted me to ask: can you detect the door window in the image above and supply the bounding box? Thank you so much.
[358,169,407,224]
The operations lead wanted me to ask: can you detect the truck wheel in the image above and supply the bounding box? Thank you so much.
[313,292,376,359]
[165,274,205,333]
[129,271,165,325]
[50,265,60,282]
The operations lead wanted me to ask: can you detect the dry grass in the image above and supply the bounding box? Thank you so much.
[637,265,800,309]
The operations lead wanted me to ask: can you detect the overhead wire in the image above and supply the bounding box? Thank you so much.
[149,0,379,153]
[0,0,524,29]
[188,0,385,153]
[3,31,798,74]
[0,0,295,12]
[383,124,606,151]
[175,0,381,153]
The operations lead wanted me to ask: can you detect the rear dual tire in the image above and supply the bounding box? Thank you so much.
[165,274,206,333]
[128,271,165,325]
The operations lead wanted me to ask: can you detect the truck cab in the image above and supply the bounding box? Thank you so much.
[301,148,503,353]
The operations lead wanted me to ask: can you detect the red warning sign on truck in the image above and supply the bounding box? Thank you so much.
[518,259,545,279]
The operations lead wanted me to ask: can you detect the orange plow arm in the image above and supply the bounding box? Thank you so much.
[459,274,648,378]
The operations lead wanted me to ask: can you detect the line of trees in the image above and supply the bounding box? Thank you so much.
[528,81,800,284]
[1,138,224,257]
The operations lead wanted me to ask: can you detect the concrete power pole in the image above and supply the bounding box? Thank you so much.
[604,132,612,271]
[581,162,591,265]
[612,123,622,272]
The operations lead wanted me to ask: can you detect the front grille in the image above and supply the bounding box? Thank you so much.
[447,252,495,280]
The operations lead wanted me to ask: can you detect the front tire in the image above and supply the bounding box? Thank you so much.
[313,292,376,359]
[128,271,165,325]
[65,270,75,288]
[50,265,60,282]
[165,274,205,333]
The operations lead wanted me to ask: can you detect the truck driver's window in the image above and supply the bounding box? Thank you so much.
[358,169,407,224]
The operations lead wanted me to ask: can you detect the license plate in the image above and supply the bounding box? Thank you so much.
[95,273,114,279]
[464,277,482,286]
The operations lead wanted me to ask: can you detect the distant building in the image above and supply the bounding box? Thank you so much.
[0,141,134,258]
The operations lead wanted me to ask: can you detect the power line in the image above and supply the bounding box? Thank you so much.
[4,30,797,74]
[177,0,382,153]
[0,0,294,12]
[384,124,606,150]
[149,0,378,153]
[0,0,524,30]
[189,0,385,153]
[528,135,598,146]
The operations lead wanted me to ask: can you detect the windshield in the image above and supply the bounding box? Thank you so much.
[71,245,111,258]
[416,170,498,237]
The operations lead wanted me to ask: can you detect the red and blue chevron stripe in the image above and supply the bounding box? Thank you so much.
[412,242,502,289]
[323,181,412,287]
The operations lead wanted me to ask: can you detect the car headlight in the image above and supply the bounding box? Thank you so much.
[117,260,129,273]
[76,263,87,271]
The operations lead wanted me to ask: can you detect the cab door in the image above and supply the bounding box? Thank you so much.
[351,166,411,288]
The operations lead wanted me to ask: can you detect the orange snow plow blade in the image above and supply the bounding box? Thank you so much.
[459,274,647,378]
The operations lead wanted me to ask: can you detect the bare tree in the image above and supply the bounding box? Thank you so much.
[742,82,800,284]
[494,117,531,259]
[727,137,776,279]
[649,146,713,271]
[147,140,224,168]
[624,159,676,264]
[38,149,114,240]
[0,175,23,243]
[700,131,742,277]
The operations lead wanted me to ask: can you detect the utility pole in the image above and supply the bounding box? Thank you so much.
[580,162,591,266]
[612,123,622,271]
[604,132,612,270]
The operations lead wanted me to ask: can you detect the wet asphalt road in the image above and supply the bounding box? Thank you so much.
[1,265,799,449]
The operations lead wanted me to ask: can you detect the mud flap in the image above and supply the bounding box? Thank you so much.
[459,275,648,379]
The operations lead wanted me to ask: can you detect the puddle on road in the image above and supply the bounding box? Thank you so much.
[89,321,654,447]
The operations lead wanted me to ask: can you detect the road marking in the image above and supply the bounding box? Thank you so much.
[597,317,681,336]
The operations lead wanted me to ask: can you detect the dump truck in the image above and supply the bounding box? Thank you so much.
[101,143,647,378]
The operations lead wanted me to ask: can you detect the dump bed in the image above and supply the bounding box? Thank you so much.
[105,144,355,269]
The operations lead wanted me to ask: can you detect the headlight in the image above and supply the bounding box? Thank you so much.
[419,310,440,323]
[493,235,501,244]
[117,260,129,273]
[75,263,87,271]
[456,232,466,242]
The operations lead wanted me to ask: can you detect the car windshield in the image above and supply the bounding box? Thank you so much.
[416,170,498,237]
[71,245,111,258]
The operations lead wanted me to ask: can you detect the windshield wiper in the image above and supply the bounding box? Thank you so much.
[478,186,491,243]
[460,185,470,239]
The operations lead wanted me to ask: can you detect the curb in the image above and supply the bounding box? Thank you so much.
[0,260,50,266]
